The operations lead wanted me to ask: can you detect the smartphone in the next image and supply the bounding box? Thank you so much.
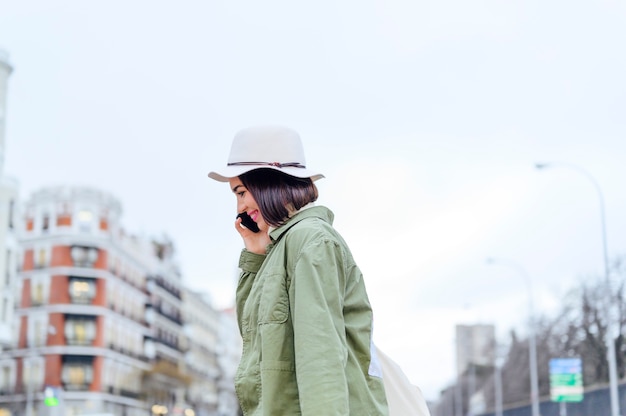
[236,212,260,233]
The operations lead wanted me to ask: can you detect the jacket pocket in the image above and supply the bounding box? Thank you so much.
[258,270,289,324]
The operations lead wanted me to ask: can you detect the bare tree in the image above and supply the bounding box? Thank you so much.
[499,255,626,399]
[437,255,626,413]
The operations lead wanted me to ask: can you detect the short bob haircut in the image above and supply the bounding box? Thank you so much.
[239,168,318,227]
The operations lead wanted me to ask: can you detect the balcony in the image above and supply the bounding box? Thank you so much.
[148,275,182,300]
[65,316,97,346]
[61,356,93,391]
[70,246,99,268]
[68,277,96,305]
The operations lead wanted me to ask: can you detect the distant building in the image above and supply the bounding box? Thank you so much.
[0,186,239,416]
[0,50,242,416]
[216,307,241,416]
[453,324,496,416]
[0,170,18,353]
[433,324,497,416]
[182,289,221,416]
[0,48,13,174]
[9,186,151,415]
[0,50,19,360]
[455,324,496,376]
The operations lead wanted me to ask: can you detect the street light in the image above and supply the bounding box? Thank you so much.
[494,342,506,416]
[535,161,620,416]
[494,356,503,416]
[486,257,540,416]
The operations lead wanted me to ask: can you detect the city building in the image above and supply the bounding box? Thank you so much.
[0,50,241,416]
[0,49,12,175]
[0,49,20,389]
[455,324,496,376]
[215,308,240,416]
[0,186,239,416]
[8,186,152,415]
[432,324,498,416]
[181,289,221,416]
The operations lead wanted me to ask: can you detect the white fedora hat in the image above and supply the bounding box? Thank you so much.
[208,125,325,182]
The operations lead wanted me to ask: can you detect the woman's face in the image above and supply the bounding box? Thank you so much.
[229,177,269,232]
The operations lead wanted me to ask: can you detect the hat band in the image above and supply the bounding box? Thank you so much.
[227,162,306,169]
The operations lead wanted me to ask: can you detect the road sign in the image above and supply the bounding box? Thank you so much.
[550,358,583,402]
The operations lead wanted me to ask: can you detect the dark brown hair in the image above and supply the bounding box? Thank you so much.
[239,168,318,227]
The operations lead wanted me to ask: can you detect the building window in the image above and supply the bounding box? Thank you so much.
[23,356,44,389]
[77,210,93,233]
[64,317,96,346]
[30,274,49,307]
[42,214,50,233]
[33,284,44,305]
[27,312,49,348]
[68,278,96,304]
[4,249,10,287]
[34,247,49,269]
[1,298,7,322]
[101,358,114,390]
[104,318,113,348]
[8,200,14,229]
[70,246,99,268]
[0,363,13,393]
[62,364,93,390]
[33,320,45,347]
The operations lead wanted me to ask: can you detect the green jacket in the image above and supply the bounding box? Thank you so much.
[235,206,389,415]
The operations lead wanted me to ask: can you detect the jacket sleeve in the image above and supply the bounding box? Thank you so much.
[289,238,350,415]
[236,249,266,335]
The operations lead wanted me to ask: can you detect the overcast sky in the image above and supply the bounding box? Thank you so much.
[1,0,625,401]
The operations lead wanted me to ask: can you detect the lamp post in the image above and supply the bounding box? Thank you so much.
[535,162,620,416]
[487,257,540,416]
[494,343,506,416]
[494,358,503,416]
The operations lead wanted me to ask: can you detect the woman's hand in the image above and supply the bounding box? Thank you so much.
[235,217,271,254]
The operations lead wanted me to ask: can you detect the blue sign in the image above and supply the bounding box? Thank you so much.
[550,358,583,402]
[550,358,582,373]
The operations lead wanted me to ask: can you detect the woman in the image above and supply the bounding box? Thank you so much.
[209,125,388,415]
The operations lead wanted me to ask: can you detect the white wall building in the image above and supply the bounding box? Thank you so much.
[182,289,221,416]
[455,324,496,376]
[0,51,241,413]
[0,49,12,174]
[0,49,20,357]
[0,185,241,416]
[216,308,241,416]
[8,186,150,416]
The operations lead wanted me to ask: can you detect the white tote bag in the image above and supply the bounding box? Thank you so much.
[376,346,431,416]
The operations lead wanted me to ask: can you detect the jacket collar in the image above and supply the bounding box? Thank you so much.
[269,205,334,242]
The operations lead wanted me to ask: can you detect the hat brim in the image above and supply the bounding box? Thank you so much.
[208,165,325,182]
